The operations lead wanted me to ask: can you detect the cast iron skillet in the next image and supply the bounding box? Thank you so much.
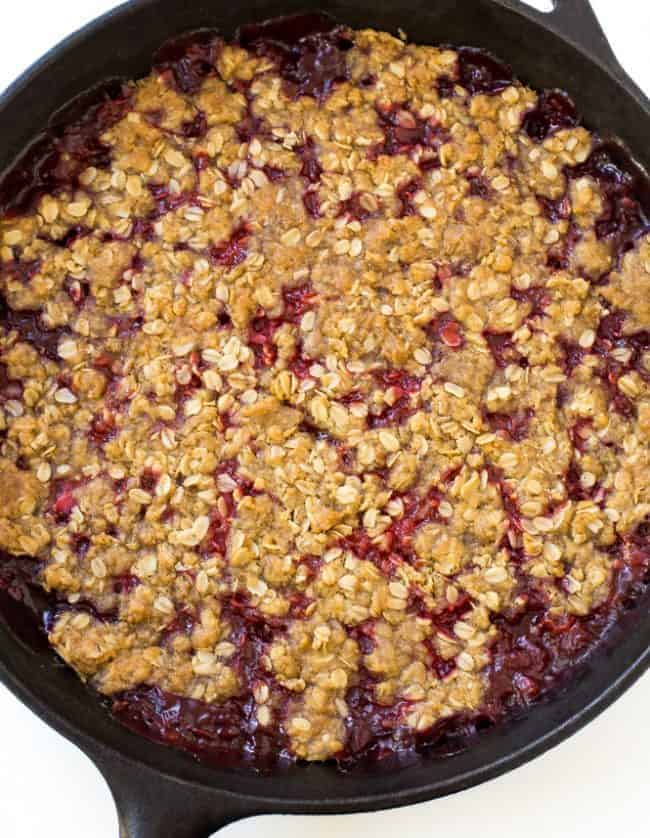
[0,1,648,836]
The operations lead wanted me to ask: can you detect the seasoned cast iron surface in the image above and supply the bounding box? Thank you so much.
[0,12,648,774]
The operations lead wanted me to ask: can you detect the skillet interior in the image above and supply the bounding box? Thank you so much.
[0,0,648,830]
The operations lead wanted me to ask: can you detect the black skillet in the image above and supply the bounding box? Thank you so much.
[0,1,649,836]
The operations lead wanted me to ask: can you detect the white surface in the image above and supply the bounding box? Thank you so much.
[0,1,649,836]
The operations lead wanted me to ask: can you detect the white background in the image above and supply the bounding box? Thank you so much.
[0,1,648,836]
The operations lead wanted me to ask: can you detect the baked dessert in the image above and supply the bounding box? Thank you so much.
[0,13,648,768]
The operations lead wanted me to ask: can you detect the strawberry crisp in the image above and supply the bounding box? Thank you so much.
[0,13,648,768]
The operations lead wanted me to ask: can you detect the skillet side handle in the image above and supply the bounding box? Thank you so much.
[547,0,623,76]
[499,0,649,106]
[93,753,261,837]
[496,0,622,76]
[547,0,650,107]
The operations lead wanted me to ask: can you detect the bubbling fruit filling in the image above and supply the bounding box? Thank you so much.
[0,13,649,770]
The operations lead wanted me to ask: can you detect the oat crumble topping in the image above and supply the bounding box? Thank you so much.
[0,13,649,767]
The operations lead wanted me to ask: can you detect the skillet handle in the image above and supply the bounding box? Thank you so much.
[93,753,262,837]
[499,0,649,104]
[544,0,623,75]
[497,0,622,77]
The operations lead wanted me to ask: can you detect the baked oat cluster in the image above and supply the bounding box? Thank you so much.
[0,13,649,766]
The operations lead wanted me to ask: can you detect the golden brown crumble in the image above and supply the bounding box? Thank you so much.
[0,19,648,764]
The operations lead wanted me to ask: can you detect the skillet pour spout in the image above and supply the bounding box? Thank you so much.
[0,1,648,836]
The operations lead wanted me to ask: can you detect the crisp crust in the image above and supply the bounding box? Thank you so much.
[0,23,648,763]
